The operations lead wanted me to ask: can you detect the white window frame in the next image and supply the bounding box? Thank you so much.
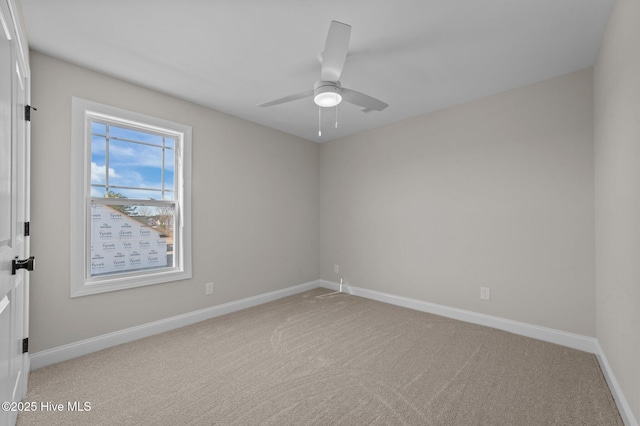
[70,97,192,297]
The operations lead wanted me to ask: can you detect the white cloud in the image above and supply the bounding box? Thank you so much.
[91,162,120,183]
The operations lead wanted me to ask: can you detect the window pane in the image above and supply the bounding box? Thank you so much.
[91,121,106,136]
[109,125,163,145]
[108,139,164,190]
[91,136,107,185]
[90,202,175,277]
[164,138,175,149]
[91,184,106,198]
[164,148,175,192]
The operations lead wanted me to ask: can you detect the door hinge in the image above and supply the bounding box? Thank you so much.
[22,338,28,354]
[24,221,29,236]
[25,105,37,121]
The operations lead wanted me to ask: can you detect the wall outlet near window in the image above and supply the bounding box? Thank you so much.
[205,282,214,296]
[334,264,339,274]
[480,287,491,301]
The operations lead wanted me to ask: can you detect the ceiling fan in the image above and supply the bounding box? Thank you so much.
[258,20,389,114]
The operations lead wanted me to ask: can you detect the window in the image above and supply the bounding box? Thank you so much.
[71,98,191,297]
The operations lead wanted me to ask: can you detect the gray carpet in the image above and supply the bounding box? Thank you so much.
[17,288,622,425]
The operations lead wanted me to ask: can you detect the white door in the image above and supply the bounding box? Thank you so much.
[0,1,30,425]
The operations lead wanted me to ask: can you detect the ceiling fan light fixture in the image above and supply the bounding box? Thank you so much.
[314,81,342,107]
[314,92,342,107]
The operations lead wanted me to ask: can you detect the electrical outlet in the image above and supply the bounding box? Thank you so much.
[334,264,339,274]
[480,287,491,301]
[205,282,214,295]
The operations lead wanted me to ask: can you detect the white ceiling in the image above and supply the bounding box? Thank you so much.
[21,0,614,142]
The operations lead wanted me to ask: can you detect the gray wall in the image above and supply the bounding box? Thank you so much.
[594,0,640,420]
[29,52,320,352]
[320,68,595,336]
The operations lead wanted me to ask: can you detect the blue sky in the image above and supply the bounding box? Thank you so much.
[90,121,175,200]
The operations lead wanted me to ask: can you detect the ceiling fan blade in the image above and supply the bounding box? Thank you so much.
[257,90,314,108]
[341,88,389,112]
[320,20,351,82]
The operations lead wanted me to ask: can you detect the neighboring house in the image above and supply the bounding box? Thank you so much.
[91,204,169,276]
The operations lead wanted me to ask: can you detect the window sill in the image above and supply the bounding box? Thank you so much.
[70,268,192,298]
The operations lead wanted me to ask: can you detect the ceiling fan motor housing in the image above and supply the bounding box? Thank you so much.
[314,80,342,107]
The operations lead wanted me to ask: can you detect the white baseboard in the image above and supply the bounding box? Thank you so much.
[30,279,321,370]
[595,341,639,426]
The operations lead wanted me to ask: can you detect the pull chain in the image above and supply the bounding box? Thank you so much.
[318,107,322,137]
[335,102,338,128]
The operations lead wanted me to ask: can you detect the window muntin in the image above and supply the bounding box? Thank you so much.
[71,97,192,297]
